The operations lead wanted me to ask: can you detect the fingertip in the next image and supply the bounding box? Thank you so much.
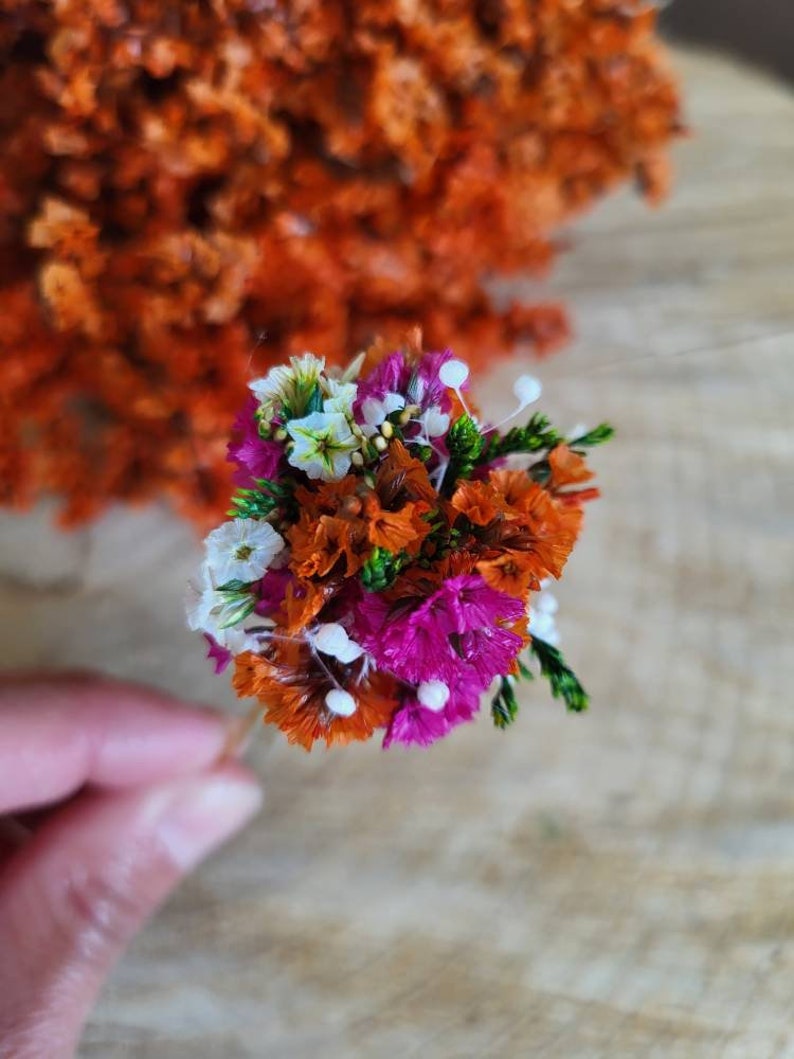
[83,687,236,787]
[151,762,264,872]
[0,674,241,812]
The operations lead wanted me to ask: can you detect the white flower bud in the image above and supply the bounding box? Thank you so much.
[325,689,357,717]
[512,374,542,408]
[313,623,364,663]
[417,680,450,712]
[334,639,364,664]
[439,359,470,390]
[313,622,349,656]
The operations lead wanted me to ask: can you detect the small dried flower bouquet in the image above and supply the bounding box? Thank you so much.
[187,335,611,750]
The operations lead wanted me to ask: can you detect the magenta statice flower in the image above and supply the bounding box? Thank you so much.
[204,634,233,675]
[436,574,525,633]
[348,587,389,642]
[254,568,292,617]
[356,597,457,684]
[411,349,455,411]
[442,683,482,725]
[383,680,482,748]
[228,396,283,488]
[383,698,451,748]
[356,349,455,416]
[354,352,409,415]
[353,574,525,688]
[458,625,525,686]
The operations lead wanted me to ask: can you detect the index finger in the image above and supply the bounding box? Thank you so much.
[0,674,231,815]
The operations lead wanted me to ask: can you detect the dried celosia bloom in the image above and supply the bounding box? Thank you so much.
[0,1,678,525]
[188,336,613,750]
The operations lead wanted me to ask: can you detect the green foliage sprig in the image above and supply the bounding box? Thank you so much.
[491,676,520,729]
[530,637,589,713]
[442,413,484,490]
[491,639,588,728]
[361,546,407,592]
[215,580,257,628]
[568,423,615,450]
[228,478,295,521]
[476,412,562,465]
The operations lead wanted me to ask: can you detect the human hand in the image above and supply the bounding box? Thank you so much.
[0,673,262,1059]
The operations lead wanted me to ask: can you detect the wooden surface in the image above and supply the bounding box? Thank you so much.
[1,48,793,1058]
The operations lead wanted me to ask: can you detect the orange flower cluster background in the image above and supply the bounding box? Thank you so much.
[0,0,681,526]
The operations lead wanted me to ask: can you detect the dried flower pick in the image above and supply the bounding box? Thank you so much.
[187,335,612,750]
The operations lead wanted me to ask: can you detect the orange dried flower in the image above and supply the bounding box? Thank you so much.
[375,440,437,507]
[364,495,432,555]
[547,442,602,506]
[233,648,397,751]
[287,449,434,578]
[450,479,512,527]
[548,444,595,488]
[0,0,679,525]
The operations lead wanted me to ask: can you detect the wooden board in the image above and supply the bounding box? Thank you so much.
[1,47,793,1059]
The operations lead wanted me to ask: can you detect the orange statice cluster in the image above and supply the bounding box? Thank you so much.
[187,337,612,750]
[0,0,678,525]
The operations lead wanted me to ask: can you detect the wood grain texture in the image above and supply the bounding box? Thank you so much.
[1,48,793,1059]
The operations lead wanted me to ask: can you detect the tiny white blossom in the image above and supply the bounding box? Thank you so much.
[249,353,325,419]
[529,589,560,647]
[204,518,285,585]
[286,411,360,481]
[185,562,263,651]
[185,564,216,633]
[322,378,358,415]
[359,392,405,437]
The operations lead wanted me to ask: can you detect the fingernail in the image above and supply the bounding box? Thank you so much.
[153,773,263,871]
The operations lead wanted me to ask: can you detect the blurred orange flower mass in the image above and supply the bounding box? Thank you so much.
[0,0,681,525]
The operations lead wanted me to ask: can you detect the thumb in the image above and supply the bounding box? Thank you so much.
[0,763,262,1059]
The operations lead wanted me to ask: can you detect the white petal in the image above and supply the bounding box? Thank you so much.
[185,577,212,631]
[421,407,450,438]
[296,456,329,480]
[326,449,354,481]
[339,350,366,382]
[323,379,358,415]
[290,352,325,381]
[250,365,291,403]
[361,397,387,428]
[382,392,406,415]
